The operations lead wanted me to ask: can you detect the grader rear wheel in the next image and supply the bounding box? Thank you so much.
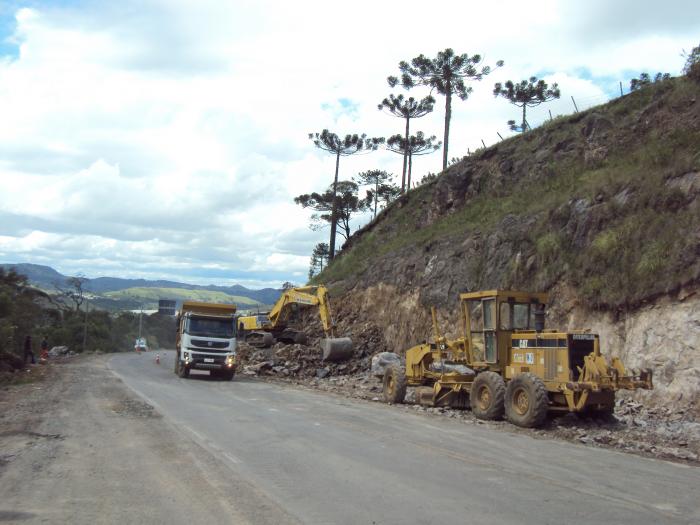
[382,365,407,404]
[505,373,548,428]
[470,371,505,420]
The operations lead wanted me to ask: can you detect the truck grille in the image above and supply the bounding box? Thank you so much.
[191,339,229,349]
[187,347,229,354]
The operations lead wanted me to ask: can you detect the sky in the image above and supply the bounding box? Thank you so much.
[0,0,698,288]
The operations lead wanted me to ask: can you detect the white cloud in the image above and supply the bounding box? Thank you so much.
[0,0,698,287]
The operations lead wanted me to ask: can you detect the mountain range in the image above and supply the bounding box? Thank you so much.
[1,263,282,309]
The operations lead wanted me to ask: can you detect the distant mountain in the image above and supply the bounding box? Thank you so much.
[0,263,69,288]
[1,263,282,306]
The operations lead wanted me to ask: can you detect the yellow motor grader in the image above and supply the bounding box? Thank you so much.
[381,290,652,427]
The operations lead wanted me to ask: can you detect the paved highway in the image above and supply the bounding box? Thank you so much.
[110,351,700,525]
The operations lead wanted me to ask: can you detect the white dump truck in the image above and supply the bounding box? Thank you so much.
[174,301,237,380]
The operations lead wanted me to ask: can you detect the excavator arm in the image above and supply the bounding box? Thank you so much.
[246,285,351,361]
[267,285,335,336]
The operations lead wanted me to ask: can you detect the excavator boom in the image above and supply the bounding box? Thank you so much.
[239,285,352,361]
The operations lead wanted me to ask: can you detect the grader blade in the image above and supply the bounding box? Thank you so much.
[320,337,353,362]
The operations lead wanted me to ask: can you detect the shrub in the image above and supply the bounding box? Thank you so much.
[682,42,700,82]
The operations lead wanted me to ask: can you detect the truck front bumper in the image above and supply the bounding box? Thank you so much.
[185,353,236,371]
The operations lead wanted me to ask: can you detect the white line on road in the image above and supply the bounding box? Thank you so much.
[224,452,241,465]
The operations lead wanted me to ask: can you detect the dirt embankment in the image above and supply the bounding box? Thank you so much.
[305,77,700,417]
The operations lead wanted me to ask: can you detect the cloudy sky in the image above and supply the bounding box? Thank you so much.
[0,0,698,288]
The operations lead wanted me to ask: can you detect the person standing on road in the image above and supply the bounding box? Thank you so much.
[23,335,35,365]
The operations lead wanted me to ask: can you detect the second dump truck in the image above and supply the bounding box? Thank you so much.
[380,290,652,427]
[174,301,238,380]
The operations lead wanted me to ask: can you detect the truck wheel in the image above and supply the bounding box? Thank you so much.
[470,372,505,420]
[382,365,407,404]
[222,370,235,381]
[505,373,548,428]
[177,362,190,379]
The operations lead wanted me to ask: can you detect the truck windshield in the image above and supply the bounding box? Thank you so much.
[185,317,235,338]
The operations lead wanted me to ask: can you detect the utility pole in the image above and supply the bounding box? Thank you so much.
[82,299,89,353]
[138,306,143,339]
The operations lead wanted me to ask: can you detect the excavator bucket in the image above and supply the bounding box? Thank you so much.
[245,331,275,348]
[320,337,353,362]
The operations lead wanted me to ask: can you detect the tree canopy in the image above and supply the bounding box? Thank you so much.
[294,180,368,242]
[388,48,503,170]
[354,170,398,219]
[308,130,384,259]
[377,94,434,192]
[308,243,330,280]
[629,72,671,91]
[386,132,441,189]
[493,76,560,132]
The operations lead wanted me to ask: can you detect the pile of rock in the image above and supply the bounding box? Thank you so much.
[240,340,371,380]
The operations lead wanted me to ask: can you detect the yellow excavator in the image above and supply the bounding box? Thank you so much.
[237,285,353,361]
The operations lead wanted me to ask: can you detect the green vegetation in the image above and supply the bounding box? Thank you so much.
[1,268,177,381]
[103,287,260,307]
[315,76,700,309]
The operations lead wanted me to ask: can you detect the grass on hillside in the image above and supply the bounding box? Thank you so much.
[316,77,700,308]
[103,287,260,306]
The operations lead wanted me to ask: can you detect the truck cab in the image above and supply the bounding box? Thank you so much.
[175,301,238,381]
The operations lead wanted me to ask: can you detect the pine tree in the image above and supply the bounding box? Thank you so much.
[354,170,397,219]
[377,94,434,192]
[389,48,502,170]
[493,77,560,132]
[308,130,383,259]
[308,243,330,280]
[295,181,368,243]
[386,132,441,189]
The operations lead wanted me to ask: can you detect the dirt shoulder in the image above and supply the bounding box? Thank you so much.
[0,355,297,525]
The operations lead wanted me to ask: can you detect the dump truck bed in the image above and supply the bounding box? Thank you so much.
[180,301,237,316]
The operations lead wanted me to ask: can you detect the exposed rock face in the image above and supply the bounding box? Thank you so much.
[323,283,700,415]
[562,288,700,414]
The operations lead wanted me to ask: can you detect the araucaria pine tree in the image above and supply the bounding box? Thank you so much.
[308,130,383,259]
[493,76,560,132]
[378,94,434,192]
[386,132,441,189]
[388,48,503,171]
[354,170,398,219]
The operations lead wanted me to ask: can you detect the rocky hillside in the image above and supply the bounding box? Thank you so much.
[316,76,700,414]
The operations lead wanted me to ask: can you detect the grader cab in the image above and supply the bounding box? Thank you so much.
[381,290,652,428]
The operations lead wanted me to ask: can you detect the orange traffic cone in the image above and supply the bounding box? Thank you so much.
[155,353,160,364]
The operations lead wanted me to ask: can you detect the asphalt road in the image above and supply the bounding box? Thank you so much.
[110,351,700,525]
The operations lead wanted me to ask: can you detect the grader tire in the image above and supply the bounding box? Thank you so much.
[382,365,407,404]
[505,373,548,428]
[470,372,506,420]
